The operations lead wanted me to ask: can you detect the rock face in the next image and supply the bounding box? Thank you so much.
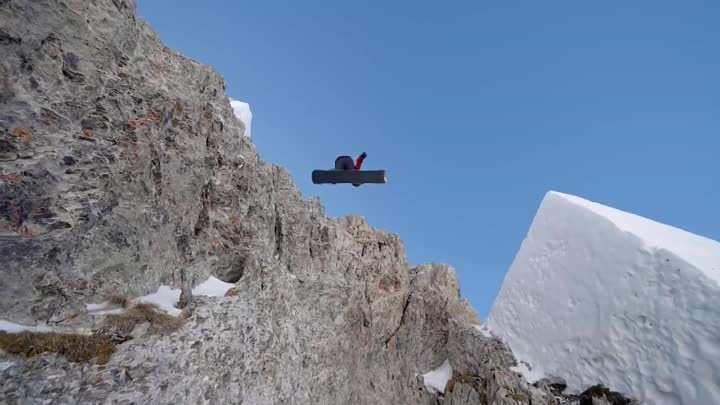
[0,1,639,404]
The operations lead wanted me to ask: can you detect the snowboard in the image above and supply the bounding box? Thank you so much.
[312,170,387,185]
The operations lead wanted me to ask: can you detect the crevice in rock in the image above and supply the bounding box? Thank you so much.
[0,28,21,45]
[364,279,374,328]
[216,255,245,283]
[193,181,211,236]
[384,292,412,346]
[61,52,84,83]
[150,148,162,197]
[273,203,283,259]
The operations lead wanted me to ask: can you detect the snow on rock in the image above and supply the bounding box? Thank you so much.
[131,276,236,316]
[487,191,720,405]
[135,285,183,316]
[472,324,492,338]
[422,359,453,394]
[85,302,125,316]
[191,276,236,297]
[229,98,252,137]
[0,320,52,334]
[85,302,110,312]
[509,361,544,383]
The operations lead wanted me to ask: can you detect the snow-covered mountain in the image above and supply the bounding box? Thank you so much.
[487,191,720,405]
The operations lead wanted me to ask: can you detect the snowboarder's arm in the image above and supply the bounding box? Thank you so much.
[354,152,367,170]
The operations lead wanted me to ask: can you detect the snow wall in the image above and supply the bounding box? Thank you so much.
[487,191,720,405]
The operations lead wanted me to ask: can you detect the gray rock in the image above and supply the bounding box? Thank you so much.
[0,152,17,161]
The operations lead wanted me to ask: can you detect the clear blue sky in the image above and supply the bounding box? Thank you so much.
[138,0,719,319]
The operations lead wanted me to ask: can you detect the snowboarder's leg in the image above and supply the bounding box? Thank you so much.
[333,156,363,186]
[335,156,355,171]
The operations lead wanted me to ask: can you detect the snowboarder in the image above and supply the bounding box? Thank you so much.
[334,152,367,187]
[312,152,386,185]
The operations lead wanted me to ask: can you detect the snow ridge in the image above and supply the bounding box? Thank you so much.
[550,191,720,283]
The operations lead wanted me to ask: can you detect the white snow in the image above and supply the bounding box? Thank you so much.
[555,192,720,283]
[422,359,453,394]
[133,276,235,316]
[0,320,52,334]
[135,285,183,316]
[85,302,126,316]
[85,302,109,312]
[473,324,493,338]
[487,191,720,405]
[229,98,252,137]
[191,276,235,297]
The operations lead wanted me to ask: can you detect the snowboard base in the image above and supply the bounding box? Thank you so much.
[312,170,387,185]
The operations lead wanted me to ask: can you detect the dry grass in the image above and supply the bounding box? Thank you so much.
[105,295,130,308]
[11,127,32,143]
[0,332,114,364]
[0,303,185,366]
[103,303,185,336]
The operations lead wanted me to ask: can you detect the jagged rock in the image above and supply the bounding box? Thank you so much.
[445,319,515,376]
[573,385,639,405]
[128,322,149,340]
[446,380,482,405]
[176,286,192,309]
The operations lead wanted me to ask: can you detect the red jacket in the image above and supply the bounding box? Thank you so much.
[354,153,366,170]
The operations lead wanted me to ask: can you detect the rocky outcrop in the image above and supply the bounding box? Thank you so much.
[0,1,637,404]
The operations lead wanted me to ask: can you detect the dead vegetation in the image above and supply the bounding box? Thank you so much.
[0,332,114,364]
[102,303,185,336]
[11,127,32,143]
[105,295,130,308]
[0,302,186,366]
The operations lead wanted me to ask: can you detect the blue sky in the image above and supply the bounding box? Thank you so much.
[138,0,719,319]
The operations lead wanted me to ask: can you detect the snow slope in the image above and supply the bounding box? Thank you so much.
[229,98,252,137]
[487,191,720,405]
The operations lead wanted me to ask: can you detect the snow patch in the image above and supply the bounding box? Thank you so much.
[0,361,15,371]
[91,308,126,316]
[229,98,252,137]
[135,285,183,316]
[121,276,236,316]
[85,302,109,312]
[422,359,453,394]
[473,324,492,338]
[0,320,52,334]
[487,190,720,405]
[84,301,126,316]
[191,276,235,297]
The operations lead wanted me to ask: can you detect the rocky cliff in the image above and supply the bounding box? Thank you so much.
[0,1,635,404]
